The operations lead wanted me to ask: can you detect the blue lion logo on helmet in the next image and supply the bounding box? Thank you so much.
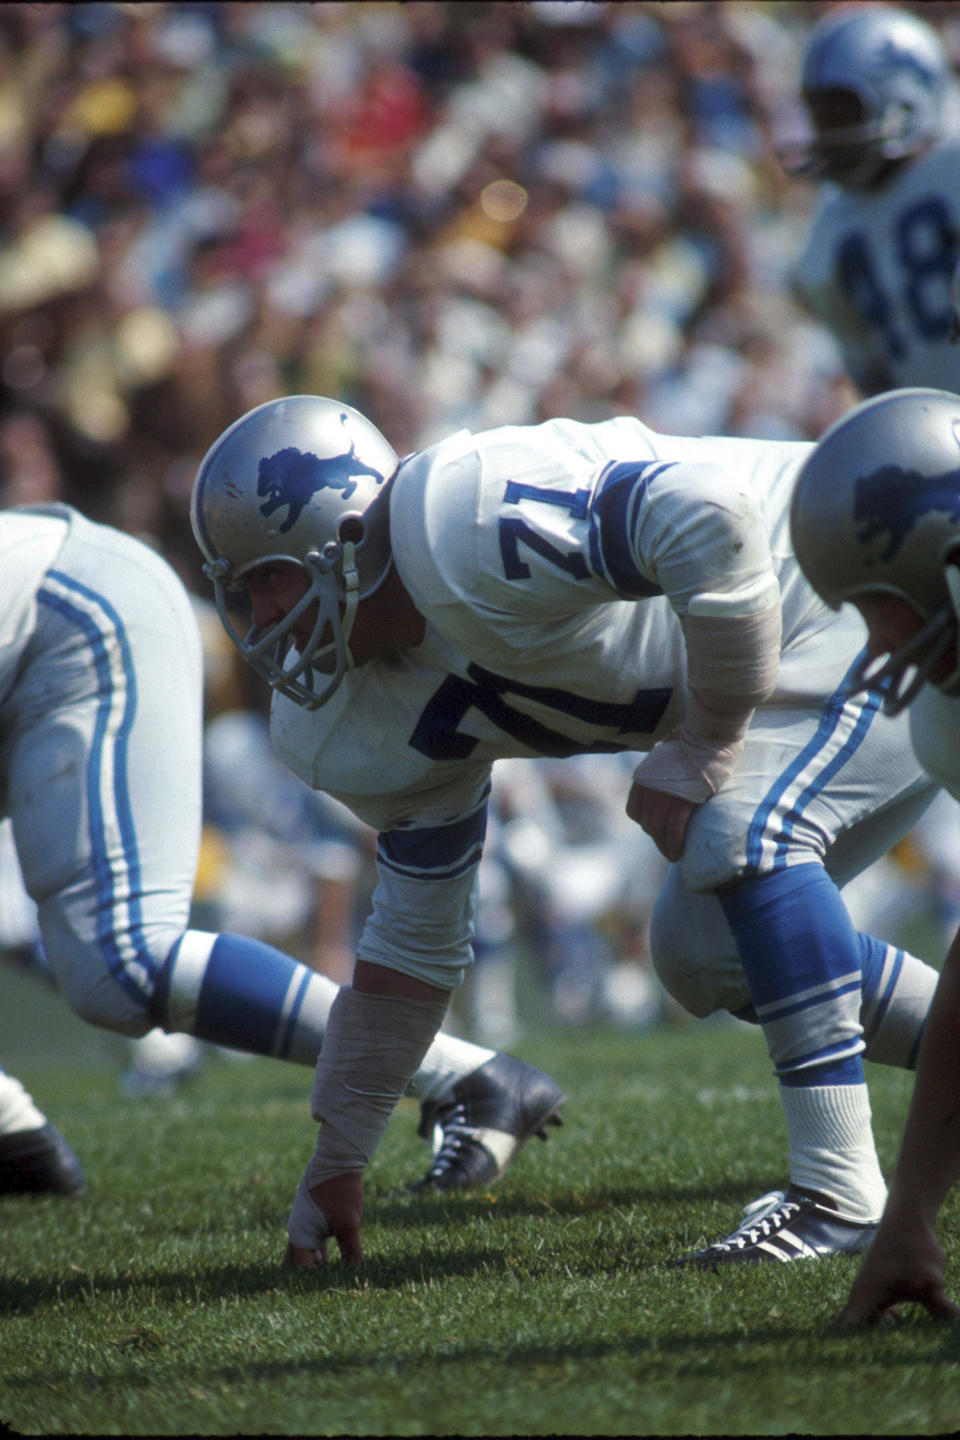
[854,463,960,562]
[872,35,939,91]
[257,414,385,533]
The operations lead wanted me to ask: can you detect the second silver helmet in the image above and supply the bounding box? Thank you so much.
[790,386,960,712]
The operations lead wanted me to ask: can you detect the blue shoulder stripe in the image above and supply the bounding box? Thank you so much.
[588,461,673,598]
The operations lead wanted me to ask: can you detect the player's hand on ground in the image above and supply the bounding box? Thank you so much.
[625,782,697,863]
[832,1216,960,1328]
[285,1171,365,1269]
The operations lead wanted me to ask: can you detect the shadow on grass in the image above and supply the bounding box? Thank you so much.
[0,1245,508,1317]
[0,1171,805,1319]
[371,1173,782,1228]
[5,1310,960,1397]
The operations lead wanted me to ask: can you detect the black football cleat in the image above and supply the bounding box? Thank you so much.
[412,1054,566,1192]
[675,1187,878,1267]
[0,1122,87,1197]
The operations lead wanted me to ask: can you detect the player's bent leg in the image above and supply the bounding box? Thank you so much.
[0,1068,86,1197]
[652,864,938,1067]
[718,866,885,1227]
[656,682,938,1264]
[157,932,567,1191]
[42,915,565,1191]
[672,866,889,1267]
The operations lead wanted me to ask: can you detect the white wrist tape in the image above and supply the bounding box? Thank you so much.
[631,723,745,804]
[309,985,447,1181]
[633,598,782,803]
[287,1175,333,1250]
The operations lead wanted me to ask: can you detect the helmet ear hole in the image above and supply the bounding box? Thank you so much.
[338,514,365,546]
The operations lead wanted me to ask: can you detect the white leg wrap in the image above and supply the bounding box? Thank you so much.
[287,1175,333,1250]
[309,986,447,1172]
[0,1071,46,1135]
[287,987,448,1249]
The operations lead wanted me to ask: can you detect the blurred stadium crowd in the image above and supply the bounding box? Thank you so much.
[3,0,960,1057]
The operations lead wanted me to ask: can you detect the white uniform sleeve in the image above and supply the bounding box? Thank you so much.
[623,460,776,614]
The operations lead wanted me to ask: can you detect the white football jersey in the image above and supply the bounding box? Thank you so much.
[794,139,960,395]
[272,417,822,834]
[267,415,923,990]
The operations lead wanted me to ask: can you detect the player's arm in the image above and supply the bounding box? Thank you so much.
[623,464,782,859]
[834,924,960,1326]
[285,796,487,1267]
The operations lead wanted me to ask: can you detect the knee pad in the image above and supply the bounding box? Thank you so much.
[650,868,751,1018]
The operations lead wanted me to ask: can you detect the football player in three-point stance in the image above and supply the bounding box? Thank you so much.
[0,502,565,1203]
[787,4,960,399]
[791,386,960,1325]
[192,393,945,1268]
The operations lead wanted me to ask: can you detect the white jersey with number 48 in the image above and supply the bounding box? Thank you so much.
[794,139,960,396]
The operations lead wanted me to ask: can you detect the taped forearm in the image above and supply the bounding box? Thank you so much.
[287,985,448,1247]
[633,592,782,803]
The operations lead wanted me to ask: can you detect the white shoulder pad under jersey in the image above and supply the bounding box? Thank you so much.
[910,685,960,802]
[794,139,960,394]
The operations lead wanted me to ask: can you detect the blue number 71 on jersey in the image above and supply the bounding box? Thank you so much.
[410,663,672,760]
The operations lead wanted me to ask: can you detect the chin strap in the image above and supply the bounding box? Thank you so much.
[337,539,359,671]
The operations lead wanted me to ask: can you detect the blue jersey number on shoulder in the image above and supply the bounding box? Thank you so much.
[498,481,592,581]
[497,465,667,598]
[409,663,671,760]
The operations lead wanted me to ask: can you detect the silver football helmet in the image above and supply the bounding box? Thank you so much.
[191,395,398,709]
[790,387,960,715]
[782,5,947,187]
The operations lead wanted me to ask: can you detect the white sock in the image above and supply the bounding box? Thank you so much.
[410,1029,497,1104]
[781,1082,887,1222]
[0,1070,47,1135]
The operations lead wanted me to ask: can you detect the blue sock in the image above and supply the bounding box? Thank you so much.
[153,931,337,1063]
[718,866,866,1087]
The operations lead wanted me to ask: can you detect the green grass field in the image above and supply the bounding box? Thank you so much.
[2,961,960,1437]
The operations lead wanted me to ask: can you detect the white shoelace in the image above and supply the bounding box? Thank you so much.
[714,1191,802,1251]
[427,1103,475,1177]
